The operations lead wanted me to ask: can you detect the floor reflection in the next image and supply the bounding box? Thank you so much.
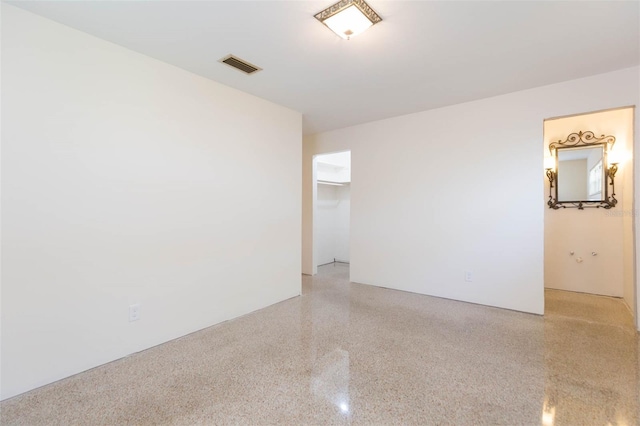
[303,264,639,425]
[543,289,638,425]
[305,262,352,418]
[311,348,350,416]
[306,263,550,424]
[2,263,638,425]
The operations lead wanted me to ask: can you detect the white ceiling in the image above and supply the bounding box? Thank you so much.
[8,1,639,135]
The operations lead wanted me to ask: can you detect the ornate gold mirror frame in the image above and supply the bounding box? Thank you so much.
[546,131,618,210]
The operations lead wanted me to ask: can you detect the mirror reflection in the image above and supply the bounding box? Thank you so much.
[556,145,605,202]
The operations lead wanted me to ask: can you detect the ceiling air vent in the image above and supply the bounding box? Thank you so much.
[219,54,262,75]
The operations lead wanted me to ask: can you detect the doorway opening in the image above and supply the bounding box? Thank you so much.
[313,151,351,275]
[543,106,636,327]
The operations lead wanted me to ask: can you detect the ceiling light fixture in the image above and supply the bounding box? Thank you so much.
[315,0,382,40]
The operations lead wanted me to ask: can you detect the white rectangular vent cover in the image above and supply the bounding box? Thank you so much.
[219,55,262,75]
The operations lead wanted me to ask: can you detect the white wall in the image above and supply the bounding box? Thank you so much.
[544,108,635,306]
[303,67,639,318]
[302,155,316,275]
[316,184,340,265]
[1,5,302,400]
[334,185,350,263]
[315,184,350,266]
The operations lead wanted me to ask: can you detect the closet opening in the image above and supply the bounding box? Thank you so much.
[313,151,351,277]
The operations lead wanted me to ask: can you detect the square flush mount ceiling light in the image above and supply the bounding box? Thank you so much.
[315,0,382,40]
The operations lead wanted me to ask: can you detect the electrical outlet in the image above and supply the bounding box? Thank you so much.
[129,303,140,322]
[465,271,473,282]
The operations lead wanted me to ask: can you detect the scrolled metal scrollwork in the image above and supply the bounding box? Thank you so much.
[549,130,615,153]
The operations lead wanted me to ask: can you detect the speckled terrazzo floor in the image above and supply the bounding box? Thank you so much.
[1,263,638,425]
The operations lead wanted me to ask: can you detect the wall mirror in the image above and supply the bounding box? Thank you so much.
[546,131,618,210]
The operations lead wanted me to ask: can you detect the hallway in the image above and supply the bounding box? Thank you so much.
[1,263,638,425]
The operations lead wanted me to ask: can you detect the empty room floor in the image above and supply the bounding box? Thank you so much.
[1,263,638,425]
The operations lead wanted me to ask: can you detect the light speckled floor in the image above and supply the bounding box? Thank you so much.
[1,264,638,425]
